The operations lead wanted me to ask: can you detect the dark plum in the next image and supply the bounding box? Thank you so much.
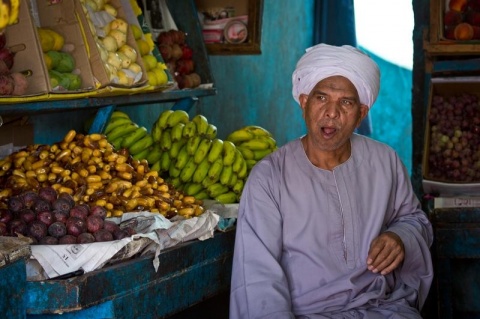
[77,232,95,244]
[0,222,7,236]
[52,198,73,214]
[8,219,27,236]
[27,220,48,241]
[93,229,113,242]
[58,235,77,245]
[89,205,107,220]
[32,199,51,214]
[18,208,36,224]
[103,220,120,234]
[38,186,58,203]
[86,215,104,233]
[0,208,13,224]
[69,205,89,220]
[57,192,75,207]
[52,210,68,223]
[37,211,54,227]
[39,236,59,245]
[65,217,87,237]
[21,191,39,208]
[7,196,24,213]
[48,221,67,238]
[113,229,129,240]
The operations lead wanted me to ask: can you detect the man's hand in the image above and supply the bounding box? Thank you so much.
[366,231,405,275]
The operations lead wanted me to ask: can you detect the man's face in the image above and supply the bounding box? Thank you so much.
[299,75,369,152]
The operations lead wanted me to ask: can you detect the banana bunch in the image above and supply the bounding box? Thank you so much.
[146,110,248,204]
[226,125,278,174]
[0,0,20,33]
[103,111,154,161]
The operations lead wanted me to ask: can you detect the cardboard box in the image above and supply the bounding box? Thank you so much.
[422,76,480,196]
[0,117,34,158]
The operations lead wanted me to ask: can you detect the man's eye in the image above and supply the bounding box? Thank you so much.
[341,100,354,107]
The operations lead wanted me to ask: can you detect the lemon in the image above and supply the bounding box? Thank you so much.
[136,39,150,56]
[147,71,158,86]
[142,54,157,71]
[153,67,168,85]
[43,53,53,70]
[130,24,143,40]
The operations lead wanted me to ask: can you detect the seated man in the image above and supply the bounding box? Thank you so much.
[229,43,433,319]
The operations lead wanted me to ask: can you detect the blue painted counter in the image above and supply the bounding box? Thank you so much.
[0,259,27,319]
[23,228,235,319]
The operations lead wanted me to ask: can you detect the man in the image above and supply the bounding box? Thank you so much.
[229,44,433,318]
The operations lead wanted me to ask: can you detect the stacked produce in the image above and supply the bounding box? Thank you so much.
[0,32,29,95]
[0,187,137,245]
[226,126,278,174]
[0,0,20,33]
[157,29,200,89]
[0,129,205,221]
[443,0,480,40]
[37,27,82,91]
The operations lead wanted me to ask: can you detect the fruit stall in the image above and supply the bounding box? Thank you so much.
[0,0,275,317]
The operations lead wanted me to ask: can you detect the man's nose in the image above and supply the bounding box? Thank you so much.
[324,101,341,118]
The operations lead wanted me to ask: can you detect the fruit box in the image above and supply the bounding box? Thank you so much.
[0,0,50,98]
[430,0,480,43]
[74,0,148,89]
[422,76,480,196]
[33,0,97,94]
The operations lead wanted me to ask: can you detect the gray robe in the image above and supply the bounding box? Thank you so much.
[230,134,433,319]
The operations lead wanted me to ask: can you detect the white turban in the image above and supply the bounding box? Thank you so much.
[292,44,380,108]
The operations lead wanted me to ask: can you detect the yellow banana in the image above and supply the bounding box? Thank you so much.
[205,124,217,139]
[159,129,172,151]
[169,138,187,159]
[253,148,273,161]
[160,151,171,172]
[182,121,197,138]
[193,138,212,164]
[215,191,238,204]
[180,157,197,183]
[219,165,233,186]
[186,135,202,155]
[156,109,174,130]
[232,148,245,173]
[8,0,20,25]
[171,122,185,142]
[166,109,190,128]
[129,134,154,155]
[207,158,224,181]
[207,138,224,163]
[121,126,148,149]
[105,117,133,135]
[192,114,209,136]
[226,129,255,145]
[237,146,255,160]
[193,157,211,183]
[238,138,270,151]
[107,122,138,142]
[232,179,244,194]
[174,144,190,170]
[207,182,230,198]
[244,125,273,137]
[146,144,163,164]
[222,140,237,166]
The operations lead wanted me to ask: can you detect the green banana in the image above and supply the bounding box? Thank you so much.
[205,123,217,139]
[166,110,190,128]
[232,148,245,173]
[110,136,124,150]
[237,146,255,160]
[107,122,138,142]
[226,129,255,145]
[202,174,219,188]
[105,117,132,135]
[207,138,224,163]
[186,135,202,155]
[121,126,148,149]
[180,157,198,183]
[151,120,163,143]
[184,183,204,196]
[232,179,244,194]
[171,123,185,142]
[207,182,230,198]
[193,138,212,164]
[215,191,238,204]
[253,148,273,161]
[129,134,154,155]
[169,138,187,159]
[220,164,233,186]
[192,114,209,136]
[208,158,224,181]
[159,129,172,151]
[132,146,151,161]
[146,144,163,164]
[238,138,270,151]
[151,159,161,172]
[182,121,197,138]
[156,109,174,130]
[193,157,211,183]
[169,163,181,178]
[222,140,237,166]
[246,159,257,171]
[174,144,190,170]
[110,110,130,120]
[160,151,172,172]
[244,125,272,137]
[194,190,210,200]
[260,135,277,149]
[237,158,248,179]
[228,172,238,188]
[169,177,182,188]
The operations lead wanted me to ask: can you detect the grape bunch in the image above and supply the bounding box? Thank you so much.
[428,92,480,182]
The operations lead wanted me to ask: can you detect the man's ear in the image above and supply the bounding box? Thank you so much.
[357,105,369,127]
[299,94,308,111]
